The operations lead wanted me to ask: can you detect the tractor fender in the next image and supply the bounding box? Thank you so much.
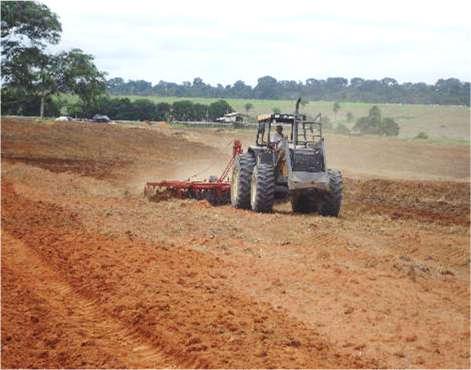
[248,146,276,166]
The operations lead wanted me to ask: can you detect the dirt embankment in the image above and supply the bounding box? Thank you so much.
[1,118,470,368]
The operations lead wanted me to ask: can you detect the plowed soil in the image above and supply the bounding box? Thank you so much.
[2,118,469,368]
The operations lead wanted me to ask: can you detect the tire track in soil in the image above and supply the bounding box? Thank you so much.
[2,233,177,369]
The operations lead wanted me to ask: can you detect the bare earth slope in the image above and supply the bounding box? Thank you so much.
[2,118,469,368]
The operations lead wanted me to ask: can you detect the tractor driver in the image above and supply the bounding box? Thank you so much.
[271,124,284,145]
[271,124,288,176]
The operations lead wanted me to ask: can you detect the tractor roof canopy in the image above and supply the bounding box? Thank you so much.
[257,113,307,124]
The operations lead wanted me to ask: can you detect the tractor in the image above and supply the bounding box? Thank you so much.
[230,98,343,215]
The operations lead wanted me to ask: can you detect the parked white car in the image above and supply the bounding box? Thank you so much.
[55,116,71,121]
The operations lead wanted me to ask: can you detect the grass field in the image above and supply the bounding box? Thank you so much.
[118,95,470,141]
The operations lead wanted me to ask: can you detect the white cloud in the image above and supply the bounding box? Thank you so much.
[43,0,470,85]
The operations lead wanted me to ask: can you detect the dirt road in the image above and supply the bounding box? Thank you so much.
[2,118,469,368]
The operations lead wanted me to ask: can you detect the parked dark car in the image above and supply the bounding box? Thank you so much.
[92,114,111,123]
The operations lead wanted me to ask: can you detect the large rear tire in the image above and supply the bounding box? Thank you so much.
[319,169,343,217]
[250,164,275,213]
[231,153,255,209]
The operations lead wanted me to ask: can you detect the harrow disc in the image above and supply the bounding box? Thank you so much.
[144,184,178,202]
[188,188,230,206]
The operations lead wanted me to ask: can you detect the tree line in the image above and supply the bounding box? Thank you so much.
[3,88,235,122]
[75,97,233,122]
[107,75,470,106]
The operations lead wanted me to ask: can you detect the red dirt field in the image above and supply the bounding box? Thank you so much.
[1,118,470,368]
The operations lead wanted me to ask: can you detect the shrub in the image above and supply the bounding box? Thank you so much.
[172,100,195,121]
[353,106,399,136]
[381,117,400,136]
[414,131,429,140]
[208,100,233,121]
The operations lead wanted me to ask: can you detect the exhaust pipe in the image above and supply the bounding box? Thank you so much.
[295,97,301,115]
[293,97,302,145]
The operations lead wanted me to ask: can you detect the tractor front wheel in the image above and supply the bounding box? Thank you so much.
[319,169,343,217]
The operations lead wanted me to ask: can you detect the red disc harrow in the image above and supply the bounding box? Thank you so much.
[144,140,242,205]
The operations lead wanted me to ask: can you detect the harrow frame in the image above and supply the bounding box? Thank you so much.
[144,140,242,205]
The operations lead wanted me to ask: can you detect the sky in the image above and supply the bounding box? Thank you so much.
[43,0,470,86]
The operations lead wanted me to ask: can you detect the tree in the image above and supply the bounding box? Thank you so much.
[254,75,278,99]
[1,1,61,59]
[4,47,65,117]
[353,106,381,134]
[133,99,157,120]
[208,99,232,120]
[244,102,254,114]
[353,116,372,134]
[191,77,208,97]
[414,132,429,140]
[58,49,106,106]
[172,100,194,121]
[126,80,152,95]
[1,1,105,117]
[326,77,348,90]
[155,102,171,121]
[1,1,62,117]
[106,77,125,94]
[380,117,400,136]
[192,103,208,121]
[231,80,252,98]
[381,77,398,87]
[192,77,204,87]
[350,77,365,89]
[333,101,341,121]
[368,105,382,125]
[29,49,105,117]
[346,112,354,122]
[353,106,399,136]
[325,78,348,99]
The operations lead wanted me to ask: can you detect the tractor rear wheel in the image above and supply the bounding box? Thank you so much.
[231,153,255,209]
[319,169,343,217]
[250,164,275,212]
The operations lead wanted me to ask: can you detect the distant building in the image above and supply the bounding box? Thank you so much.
[215,112,245,123]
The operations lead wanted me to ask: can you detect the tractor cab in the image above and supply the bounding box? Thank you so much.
[250,99,327,181]
[255,112,323,149]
